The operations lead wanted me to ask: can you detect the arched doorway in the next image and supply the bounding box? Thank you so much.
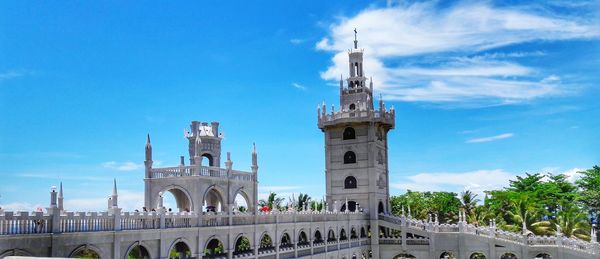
[160,187,192,212]
[201,154,214,167]
[440,251,456,259]
[470,252,486,259]
[280,233,292,249]
[234,236,251,255]
[534,254,552,259]
[394,254,416,259]
[70,245,101,258]
[203,187,224,213]
[169,241,191,259]
[127,244,150,259]
[259,233,274,252]
[204,238,225,258]
[501,253,518,259]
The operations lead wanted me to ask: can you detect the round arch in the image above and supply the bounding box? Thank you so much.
[469,252,487,259]
[69,244,102,258]
[394,254,416,259]
[0,249,33,257]
[344,151,356,164]
[168,238,193,259]
[202,185,226,213]
[158,185,194,212]
[440,251,456,259]
[124,241,152,259]
[344,176,357,189]
[204,236,225,257]
[500,253,518,259]
[343,127,356,140]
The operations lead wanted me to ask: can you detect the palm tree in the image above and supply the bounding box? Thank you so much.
[532,203,591,240]
[258,192,284,211]
[460,190,479,222]
[503,193,552,235]
[297,193,311,211]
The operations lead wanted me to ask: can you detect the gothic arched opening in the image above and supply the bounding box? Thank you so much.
[469,252,486,259]
[360,227,366,238]
[169,241,191,259]
[500,253,518,259]
[344,151,356,164]
[204,238,225,258]
[350,228,358,239]
[160,188,192,212]
[327,229,336,242]
[128,244,151,259]
[314,230,323,244]
[340,201,357,212]
[298,231,309,246]
[534,254,552,259]
[394,254,416,259]
[340,228,347,241]
[378,201,385,214]
[233,236,251,255]
[203,188,224,213]
[280,233,292,249]
[344,176,357,189]
[259,234,274,252]
[440,251,456,259]
[233,190,250,212]
[343,127,356,140]
[349,104,356,111]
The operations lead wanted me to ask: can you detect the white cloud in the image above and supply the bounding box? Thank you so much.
[0,202,45,212]
[391,169,516,198]
[64,190,145,212]
[292,82,307,90]
[102,161,143,171]
[317,2,599,105]
[561,167,585,182]
[466,133,514,143]
[290,38,307,45]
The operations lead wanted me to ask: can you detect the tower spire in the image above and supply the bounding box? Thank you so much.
[145,134,152,162]
[58,182,64,211]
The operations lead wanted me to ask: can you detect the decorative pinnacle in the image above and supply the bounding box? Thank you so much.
[58,182,63,198]
[146,134,151,144]
[252,142,256,153]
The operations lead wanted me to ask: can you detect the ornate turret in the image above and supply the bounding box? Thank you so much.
[186,121,223,167]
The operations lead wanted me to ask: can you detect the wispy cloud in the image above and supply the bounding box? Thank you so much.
[290,38,307,45]
[466,133,514,143]
[292,82,307,91]
[102,161,143,171]
[317,1,599,106]
[0,70,27,81]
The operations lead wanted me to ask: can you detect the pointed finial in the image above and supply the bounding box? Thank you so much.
[112,178,118,196]
[253,142,256,153]
[146,134,151,144]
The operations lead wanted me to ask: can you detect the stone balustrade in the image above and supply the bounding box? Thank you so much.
[318,109,395,128]
[0,209,368,235]
[379,214,600,256]
[149,165,254,181]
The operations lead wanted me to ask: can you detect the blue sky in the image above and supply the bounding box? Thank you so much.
[0,0,599,211]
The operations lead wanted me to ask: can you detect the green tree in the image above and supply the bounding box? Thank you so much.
[258,192,284,211]
[577,166,600,220]
[460,190,479,221]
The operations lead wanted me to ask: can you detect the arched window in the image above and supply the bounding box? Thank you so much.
[344,151,356,164]
[349,103,356,111]
[343,127,355,140]
[378,201,385,214]
[344,176,357,189]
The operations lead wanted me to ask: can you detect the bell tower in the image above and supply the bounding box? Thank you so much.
[186,121,223,167]
[318,30,395,218]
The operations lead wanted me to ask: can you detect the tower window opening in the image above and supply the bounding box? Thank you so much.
[343,127,356,140]
[344,176,357,189]
[349,104,356,111]
[355,63,360,76]
[344,151,356,164]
